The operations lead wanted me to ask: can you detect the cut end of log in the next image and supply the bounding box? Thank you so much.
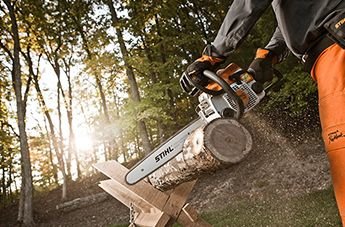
[204,118,252,164]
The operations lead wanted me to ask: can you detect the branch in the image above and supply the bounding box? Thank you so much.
[3,122,19,138]
[23,75,32,115]
[36,54,42,76]
[0,41,13,61]
[0,3,7,15]
[21,45,35,115]
[62,50,73,78]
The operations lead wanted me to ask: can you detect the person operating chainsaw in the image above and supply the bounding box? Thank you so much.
[180,0,345,225]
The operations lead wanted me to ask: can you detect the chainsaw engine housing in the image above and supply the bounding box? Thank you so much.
[196,65,265,122]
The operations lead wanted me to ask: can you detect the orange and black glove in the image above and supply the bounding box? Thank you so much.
[180,45,225,96]
[248,48,278,84]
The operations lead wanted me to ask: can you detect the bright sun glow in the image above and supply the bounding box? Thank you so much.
[75,132,94,152]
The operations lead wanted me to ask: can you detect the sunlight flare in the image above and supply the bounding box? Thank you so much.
[75,132,94,152]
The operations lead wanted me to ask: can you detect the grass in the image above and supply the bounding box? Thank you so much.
[112,188,341,227]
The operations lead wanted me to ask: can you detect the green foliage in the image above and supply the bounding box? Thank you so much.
[0,77,20,204]
[202,188,340,226]
[29,135,57,189]
[264,66,317,117]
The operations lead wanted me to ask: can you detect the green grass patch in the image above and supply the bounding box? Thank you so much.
[202,188,341,227]
[112,188,341,227]
[110,224,127,227]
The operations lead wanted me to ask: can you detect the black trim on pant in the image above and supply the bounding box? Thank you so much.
[302,35,335,72]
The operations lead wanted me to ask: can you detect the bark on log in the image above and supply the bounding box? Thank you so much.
[56,192,109,212]
[148,118,252,191]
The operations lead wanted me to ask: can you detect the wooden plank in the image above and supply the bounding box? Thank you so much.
[177,204,212,227]
[99,180,156,213]
[99,179,171,227]
[134,212,171,227]
[94,161,169,210]
[95,161,206,227]
[162,180,197,219]
[181,203,198,222]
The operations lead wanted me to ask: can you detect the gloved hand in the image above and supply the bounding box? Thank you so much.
[180,45,225,96]
[248,48,278,83]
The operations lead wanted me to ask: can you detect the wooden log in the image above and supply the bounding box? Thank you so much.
[148,118,252,190]
[56,192,109,212]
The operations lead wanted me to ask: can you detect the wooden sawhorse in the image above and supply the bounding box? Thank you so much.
[94,160,211,227]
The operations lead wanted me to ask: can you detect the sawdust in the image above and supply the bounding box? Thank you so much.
[189,113,331,212]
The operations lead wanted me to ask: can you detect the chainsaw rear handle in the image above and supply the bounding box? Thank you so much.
[263,67,285,93]
[202,70,245,120]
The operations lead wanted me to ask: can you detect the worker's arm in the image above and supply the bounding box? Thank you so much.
[181,0,285,94]
[212,0,273,57]
[248,27,289,83]
[247,26,290,83]
[265,26,289,63]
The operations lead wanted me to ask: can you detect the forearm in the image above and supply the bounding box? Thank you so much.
[212,0,272,57]
[265,26,289,63]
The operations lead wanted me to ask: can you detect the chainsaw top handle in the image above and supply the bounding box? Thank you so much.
[201,70,245,120]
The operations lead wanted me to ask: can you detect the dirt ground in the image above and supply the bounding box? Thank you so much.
[0,113,333,227]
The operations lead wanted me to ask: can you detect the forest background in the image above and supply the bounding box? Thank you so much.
[0,0,319,225]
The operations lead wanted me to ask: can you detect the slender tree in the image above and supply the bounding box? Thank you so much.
[105,0,153,154]
[2,0,34,225]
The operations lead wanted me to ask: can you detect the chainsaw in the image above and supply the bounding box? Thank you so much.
[125,63,283,185]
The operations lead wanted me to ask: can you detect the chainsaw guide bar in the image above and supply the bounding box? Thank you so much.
[125,64,283,185]
[125,118,205,185]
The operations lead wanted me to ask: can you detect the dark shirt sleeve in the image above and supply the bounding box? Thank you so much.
[265,26,289,63]
[212,0,272,57]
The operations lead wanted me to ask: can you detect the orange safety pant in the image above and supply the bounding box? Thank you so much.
[312,43,345,226]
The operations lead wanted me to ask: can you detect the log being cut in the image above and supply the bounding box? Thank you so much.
[148,118,252,191]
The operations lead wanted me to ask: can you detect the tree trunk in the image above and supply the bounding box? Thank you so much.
[23,47,61,186]
[106,0,153,154]
[23,49,64,193]
[55,65,70,180]
[43,117,59,184]
[32,71,67,200]
[13,173,19,195]
[148,118,252,191]
[8,163,13,200]
[95,74,110,123]
[45,41,77,182]
[57,86,67,199]
[64,61,81,178]
[80,102,99,166]
[113,92,127,162]
[1,162,6,202]
[4,0,34,225]
[94,74,118,160]
[0,136,6,202]
[47,52,73,182]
